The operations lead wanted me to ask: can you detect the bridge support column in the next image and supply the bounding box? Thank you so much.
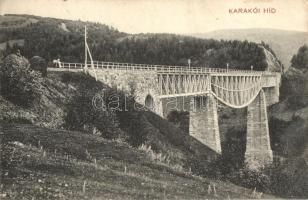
[245,89,273,169]
[189,94,221,154]
[155,98,164,117]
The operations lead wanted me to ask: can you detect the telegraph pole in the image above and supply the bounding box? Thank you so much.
[84,26,97,80]
[84,26,88,72]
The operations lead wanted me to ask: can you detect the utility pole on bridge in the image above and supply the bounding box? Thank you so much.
[84,26,88,72]
[84,26,97,81]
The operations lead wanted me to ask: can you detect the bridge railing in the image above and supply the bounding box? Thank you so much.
[53,60,275,75]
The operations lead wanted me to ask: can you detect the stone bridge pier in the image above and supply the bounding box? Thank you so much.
[245,89,273,168]
[187,89,274,168]
[189,94,221,154]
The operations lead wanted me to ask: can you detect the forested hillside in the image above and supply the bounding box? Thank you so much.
[191,29,308,71]
[0,14,281,71]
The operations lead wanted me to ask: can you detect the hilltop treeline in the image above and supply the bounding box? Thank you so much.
[1,14,274,70]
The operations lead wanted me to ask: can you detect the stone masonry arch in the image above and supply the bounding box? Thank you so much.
[145,94,154,111]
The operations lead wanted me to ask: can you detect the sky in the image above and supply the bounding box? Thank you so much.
[0,0,307,34]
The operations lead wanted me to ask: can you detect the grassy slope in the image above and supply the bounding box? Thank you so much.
[0,123,274,199]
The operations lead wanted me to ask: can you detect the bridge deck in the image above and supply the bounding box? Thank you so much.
[52,61,276,76]
[50,60,280,108]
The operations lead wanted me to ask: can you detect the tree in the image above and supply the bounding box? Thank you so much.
[0,54,41,107]
[291,44,308,70]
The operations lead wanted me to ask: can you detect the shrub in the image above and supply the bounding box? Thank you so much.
[238,166,271,193]
[138,143,174,164]
[0,54,41,107]
[63,73,123,139]
[64,93,120,138]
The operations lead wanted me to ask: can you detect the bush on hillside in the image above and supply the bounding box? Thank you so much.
[65,93,118,138]
[238,166,271,192]
[0,54,41,107]
[62,72,124,139]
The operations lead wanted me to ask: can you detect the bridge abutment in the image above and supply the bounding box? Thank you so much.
[245,89,273,169]
[189,94,221,154]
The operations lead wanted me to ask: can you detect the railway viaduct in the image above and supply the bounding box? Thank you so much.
[51,61,281,168]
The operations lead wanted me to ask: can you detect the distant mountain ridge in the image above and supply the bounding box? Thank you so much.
[190,29,308,71]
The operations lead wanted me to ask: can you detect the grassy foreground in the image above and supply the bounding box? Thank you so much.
[0,123,276,199]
